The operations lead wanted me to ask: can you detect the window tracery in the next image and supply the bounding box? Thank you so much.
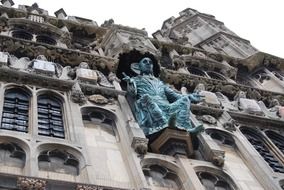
[143,164,182,190]
[196,171,234,190]
[0,142,26,168]
[38,149,79,175]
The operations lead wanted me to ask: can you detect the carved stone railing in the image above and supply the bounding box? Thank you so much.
[0,67,125,97]
[160,68,284,105]
[0,35,118,72]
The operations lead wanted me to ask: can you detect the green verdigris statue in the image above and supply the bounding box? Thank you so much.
[123,57,204,135]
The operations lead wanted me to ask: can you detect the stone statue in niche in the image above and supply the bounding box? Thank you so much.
[269,99,284,119]
[194,83,222,109]
[123,57,204,136]
[75,62,114,88]
[234,90,264,115]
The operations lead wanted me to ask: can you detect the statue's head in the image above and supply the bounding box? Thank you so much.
[138,57,153,75]
[79,62,90,69]
[271,98,280,107]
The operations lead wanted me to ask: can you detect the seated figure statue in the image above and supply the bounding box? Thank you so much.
[123,57,203,136]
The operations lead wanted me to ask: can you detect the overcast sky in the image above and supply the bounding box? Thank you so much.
[13,0,284,58]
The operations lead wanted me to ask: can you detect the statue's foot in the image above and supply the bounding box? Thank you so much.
[188,124,204,134]
[168,113,177,128]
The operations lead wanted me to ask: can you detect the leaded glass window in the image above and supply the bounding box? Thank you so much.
[37,95,64,138]
[1,89,29,133]
[241,127,284,173]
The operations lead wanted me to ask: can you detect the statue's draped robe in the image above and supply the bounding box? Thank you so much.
[129,75,192,135]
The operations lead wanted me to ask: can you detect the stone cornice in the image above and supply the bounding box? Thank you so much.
[151,38,284,72]
[0,35,118,72]
[229,111,284,130]
[0,67,125,97]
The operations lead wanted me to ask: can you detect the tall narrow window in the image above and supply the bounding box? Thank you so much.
[1,89,30,133]
[37,95,64,138]
[241,127,284,173]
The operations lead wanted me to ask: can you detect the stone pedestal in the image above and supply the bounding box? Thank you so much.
[149,128,194,158]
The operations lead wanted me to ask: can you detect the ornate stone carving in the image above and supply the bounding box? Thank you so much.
[17,177,46,190]
[212,150,225,167]
[197,115,217,125]
[88,94,109,105]
[234,90,264,116]
[194,83,221,109]
[268,98,284,119]
[223,119,237,132]
[131,137,149,155]
[71,82,86,105]
[76,185,103,190]
[0,51,8,67]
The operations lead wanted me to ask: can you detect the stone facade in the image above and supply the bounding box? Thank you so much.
[0,1,283,190]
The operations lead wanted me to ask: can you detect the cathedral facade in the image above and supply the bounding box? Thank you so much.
[0,1,284,190]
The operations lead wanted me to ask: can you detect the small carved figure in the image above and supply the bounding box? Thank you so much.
[71,82,86,105]
[197,115,217,125]
[194,83,221,109]
[269,99,284,119]
[75,62,114,87]
[234,90,263,115]
[123,57,204,135]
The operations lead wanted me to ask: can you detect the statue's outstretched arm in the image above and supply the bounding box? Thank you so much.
[122,72,137,96]
[188,93,204,103]
[164,86,183,102]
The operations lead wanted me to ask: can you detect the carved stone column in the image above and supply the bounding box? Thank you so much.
[17,177,46,190]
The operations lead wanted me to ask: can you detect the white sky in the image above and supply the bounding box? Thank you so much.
[13,0,284,58]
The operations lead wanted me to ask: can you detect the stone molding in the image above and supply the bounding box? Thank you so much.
[17,177,47,190]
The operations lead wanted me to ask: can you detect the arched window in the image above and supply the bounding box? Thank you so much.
[37,95,64,138]
[206,129,235,147]
[196,171,235,190]
[143,164,182,190]
[265,130,284,155]
[0,143,26,168]
[1,88,30,133]
[11,29,33,41]
[38,149,79,175]
[240,127,284,173]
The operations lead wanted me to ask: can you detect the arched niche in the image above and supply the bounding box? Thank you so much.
[116,49,160,86]
[141,158,184,190]
[240,127,284,173]
[194,166,238,190]
[80,107,131,185]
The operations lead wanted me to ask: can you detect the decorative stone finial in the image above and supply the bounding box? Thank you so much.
[54,8,67,19]
[1,0,14,7]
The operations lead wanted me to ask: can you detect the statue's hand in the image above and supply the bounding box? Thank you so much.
[122,72,131,83]
[188,93,205,102]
